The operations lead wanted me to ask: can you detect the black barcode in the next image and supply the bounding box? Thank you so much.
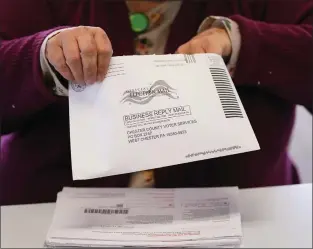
[210,68,243,118]
[84,208,129,214]
[184,54,196,64]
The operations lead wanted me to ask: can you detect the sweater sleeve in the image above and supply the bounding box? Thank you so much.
[0,28,71,134]
[229,1,313,109]
[0,0,72,134]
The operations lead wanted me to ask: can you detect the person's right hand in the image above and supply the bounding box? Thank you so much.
[45,26,112,85]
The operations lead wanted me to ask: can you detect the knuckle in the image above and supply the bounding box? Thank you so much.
[90,26,108,38]
[66,55,80,64]
[65,26,89,37]
[81,44,97,55]
[94,27,106,34]
[77,25,88,32]
[98,46,112,56]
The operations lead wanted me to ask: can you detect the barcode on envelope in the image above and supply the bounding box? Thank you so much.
[210,68,243,118]
[184,54,196,64]
[84,208,129,214]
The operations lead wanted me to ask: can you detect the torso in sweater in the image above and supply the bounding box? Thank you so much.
[0,1,299,205]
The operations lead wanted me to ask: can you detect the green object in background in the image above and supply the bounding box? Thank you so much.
[130,13,149,33]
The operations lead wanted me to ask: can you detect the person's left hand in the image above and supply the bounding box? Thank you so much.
[176,28,232,58]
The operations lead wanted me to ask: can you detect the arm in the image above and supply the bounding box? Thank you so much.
[0,29,73,134]
[0,28,71,132]
[229,0,313,109]
[0,0,71,134]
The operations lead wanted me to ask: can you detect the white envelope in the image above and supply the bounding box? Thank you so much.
[69,53,260,180]
[45,187,242,248]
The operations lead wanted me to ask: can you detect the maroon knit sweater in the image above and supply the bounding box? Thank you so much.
[0,0,312,205]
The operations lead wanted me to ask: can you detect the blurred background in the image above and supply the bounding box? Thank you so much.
[289,106,312,183]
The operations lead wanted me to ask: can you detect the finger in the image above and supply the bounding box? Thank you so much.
[77,34,97,84]
[93,28,113,82]
[175,43,190,54]
[47,44,75,81]
[61,36,84,83]
[176,40,205,54]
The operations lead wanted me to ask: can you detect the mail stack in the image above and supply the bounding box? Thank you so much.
[45,187,243,248]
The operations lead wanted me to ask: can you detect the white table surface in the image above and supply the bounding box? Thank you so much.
[1,183,312,248]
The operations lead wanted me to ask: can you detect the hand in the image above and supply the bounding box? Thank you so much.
[46,26,112,85]
[176,28,232,58]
